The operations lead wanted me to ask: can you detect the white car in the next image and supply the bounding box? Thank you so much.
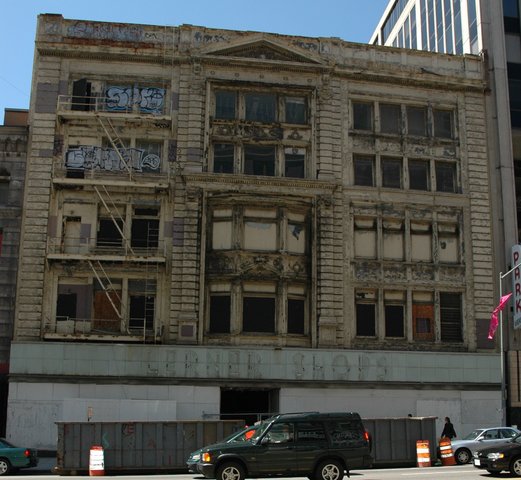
[451,427,521,464]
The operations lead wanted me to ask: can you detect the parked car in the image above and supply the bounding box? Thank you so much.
[0,438,38,475]
[473,433,521,476]
[195,412,372,480]
[187,425,258,473]
[451,426,520,464]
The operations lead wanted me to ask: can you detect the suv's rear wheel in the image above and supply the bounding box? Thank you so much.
[315,459,344,480]
[216,461,245,480]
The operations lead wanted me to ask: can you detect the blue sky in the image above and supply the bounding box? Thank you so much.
[1,0,390,118]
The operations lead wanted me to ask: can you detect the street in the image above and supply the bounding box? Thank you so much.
[15,464,505,480]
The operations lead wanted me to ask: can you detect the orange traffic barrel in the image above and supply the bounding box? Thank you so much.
[416,440,431,467]
[439,437,456,466]
[89,445,105,476]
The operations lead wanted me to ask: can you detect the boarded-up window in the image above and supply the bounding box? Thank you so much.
[440,292,463,342]
[244,221,277,251]
[438,223,459,263]
[354,217,376,258]
[411,222,432,262]
[92,281,121,333]
[212,221,233,250]
[413,292,434,341]
[383,219,404,260]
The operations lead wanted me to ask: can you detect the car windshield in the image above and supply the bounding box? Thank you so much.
[248,420,272,442]
[462,429,484,440]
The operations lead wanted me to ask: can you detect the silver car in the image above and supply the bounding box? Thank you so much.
[451,427,521,464]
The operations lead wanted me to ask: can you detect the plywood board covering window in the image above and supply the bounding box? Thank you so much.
[383,219,404,260]
[244,222,277,251]
[354,217,376,258]
[411,222,432,261]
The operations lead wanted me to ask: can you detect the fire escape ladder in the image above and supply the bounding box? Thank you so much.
[93,185,135,256]
[96,115,133,179]
[88,260,128,333]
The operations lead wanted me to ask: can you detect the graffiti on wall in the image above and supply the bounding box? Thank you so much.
[66,146,161,172]
[67,22,145,42]
[105,86,165,114]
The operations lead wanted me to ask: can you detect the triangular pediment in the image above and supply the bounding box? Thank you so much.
[202,36,323,65]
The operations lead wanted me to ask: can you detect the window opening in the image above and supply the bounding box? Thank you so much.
[407,106,427,136]
[353,102,373,130]
[356,293,376,337]
[285,97,307,124]
[382,157,402,188]
[354,155,375,186]
[380,104,401,134]
[287,298,305,334]
[243,296,275,333]
[57,293,77,321]
[244,145,275,176]
[433,109,453,138]
[440,292,462,342]
[215,91,236,119]
[409,159,430,191]
[131,208,159,249]
[71,79,93,111]
[245,93,276,122]
[214,143,235,173]
[97,218,123,248]
[209,295,231,333]
[435,161,456,192]
[284,148,305,178]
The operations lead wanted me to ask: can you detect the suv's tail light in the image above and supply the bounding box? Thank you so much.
[24,449,31,458]
[363,431,370,442]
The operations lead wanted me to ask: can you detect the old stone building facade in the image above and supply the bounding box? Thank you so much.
[8,14,500,448]
[0,109,27,436]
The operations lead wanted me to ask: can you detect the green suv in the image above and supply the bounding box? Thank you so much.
[195,412,372,480]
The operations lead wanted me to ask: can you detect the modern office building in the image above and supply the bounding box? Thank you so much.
[8,14,500,448]
[0,109,28,436]
[372,0,521,424]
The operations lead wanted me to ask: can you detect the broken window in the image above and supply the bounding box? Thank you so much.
[71,79,93,111]
[433,109,453,138]
[215,90,236,119]
[284,148,305,178]
[356,291,376,337]
[287,285,306,334]
[440,292,463,342]
[411,222,432,261]
[128,280,155,332]
[209,295,231,333]
[438,223,459,263]
[383,219,404,260]
[385,291,405,338]
[243,296,276,333]
[352,102,373,130]
[131,207,159,249]
[56,293,77,321]
[214,143,235,173]
[407,106,427,136]
[409,159,430,191]
[285,96,307,124]
[412,292,434,341]
[245,93,276,122]
[353,155,375,186]
[97,218,123,248]
[380,103,402,134]
[381,157,402,188]
[435,161,457,193]
[244,145,275,176]
[287,221,306,254]
[354,217,376,258]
